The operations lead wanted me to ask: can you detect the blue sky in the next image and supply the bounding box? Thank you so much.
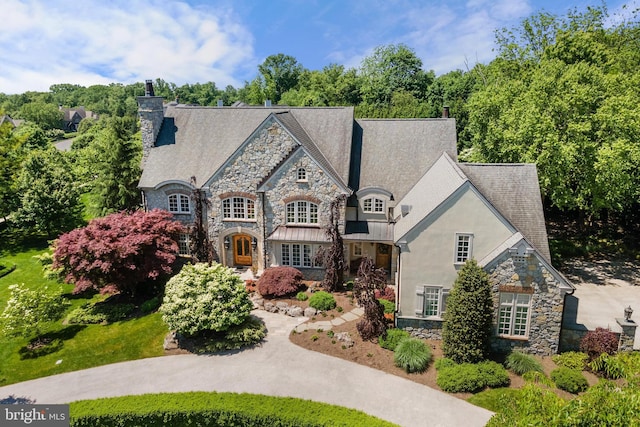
[0,0,637,94]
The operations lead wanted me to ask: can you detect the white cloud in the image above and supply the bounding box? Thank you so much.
[0,0,255,94]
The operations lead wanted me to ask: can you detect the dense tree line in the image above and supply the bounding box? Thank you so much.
[1,3,638,229]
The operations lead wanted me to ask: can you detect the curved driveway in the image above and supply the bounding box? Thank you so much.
[0,311,493,427]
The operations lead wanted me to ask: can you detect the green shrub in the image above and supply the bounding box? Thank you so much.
[296,291,308,301]
[478,361,511,388]
[434,358,456,371]
[588,353,625,379]
[188,316,266,353]
[140,297,161,314]
[437,361,510,393]
[393,338,432,373]
[378,329,410,351]
[377,298,395,314]
[160,263,253,336]
[552,351,588,371]
[522,371,553,387]
[70,392,397,427]
[308,291,336,311]
[550,367,588,393]
[66,302,135,324]
[506,351,543,375]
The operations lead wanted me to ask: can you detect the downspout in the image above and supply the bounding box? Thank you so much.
[259,190,267,271]
[141,190,147,211]
[394,244,402,328]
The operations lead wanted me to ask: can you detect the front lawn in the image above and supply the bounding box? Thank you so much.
[0,241,167,386]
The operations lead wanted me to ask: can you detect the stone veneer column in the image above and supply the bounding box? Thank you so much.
[137,95,164,167]
[616,318,637,352]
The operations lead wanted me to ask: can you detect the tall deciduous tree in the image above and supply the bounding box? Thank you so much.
[15,148,82,237]
[359,44,434,106]
[442,259,493,364]
[52,209,185,296]
[258,53,305,103]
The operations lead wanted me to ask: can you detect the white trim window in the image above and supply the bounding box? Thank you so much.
[286,201,318,224]
[297,167,307,181]
[498,292,532,337]
[178,233,191,256]
[363,197,384,213]
[281,243,322,268]
[168,194,190,214]
[455,233,473,264]
[353,242,362,257]
[415,286,449,318]
[222,197,255,220]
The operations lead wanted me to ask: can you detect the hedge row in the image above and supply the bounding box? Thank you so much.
[70,392,398,427]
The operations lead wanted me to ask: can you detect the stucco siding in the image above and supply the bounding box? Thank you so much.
[398,186,513,318]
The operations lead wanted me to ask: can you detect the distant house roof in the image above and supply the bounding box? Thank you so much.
[138,105,354,189]
[0,115,23,128]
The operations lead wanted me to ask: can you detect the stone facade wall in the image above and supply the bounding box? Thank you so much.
[144,183,196,225]
[137,96,164,167]
[397,253,566,356]
[488,253,565,356]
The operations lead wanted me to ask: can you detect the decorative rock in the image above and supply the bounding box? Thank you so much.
[335,332,355,348]
[264,302,278,313]
[304,307,317,317]
[163,331,180,350]
[288,306,303,317]
[252,297,264,309]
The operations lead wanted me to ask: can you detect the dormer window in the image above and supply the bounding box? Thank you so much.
[297,167,307,182]
[363,197,384,213]
[168,194,190,214]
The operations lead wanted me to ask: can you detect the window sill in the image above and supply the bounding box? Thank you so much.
[498,334,529,341]
[285,223,320,227]
[222,219,257,223]
[296,179,308,183]
[169,211,191,215]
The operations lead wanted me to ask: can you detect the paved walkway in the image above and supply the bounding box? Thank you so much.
[0,311,493,427]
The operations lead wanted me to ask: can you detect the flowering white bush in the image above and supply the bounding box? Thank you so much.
[160,263,253,336]
[0,283,69,338]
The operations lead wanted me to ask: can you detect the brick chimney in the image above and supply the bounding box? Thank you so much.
[137,80,164,167]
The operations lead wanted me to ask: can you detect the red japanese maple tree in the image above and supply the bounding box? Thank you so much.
[53,209,185,296]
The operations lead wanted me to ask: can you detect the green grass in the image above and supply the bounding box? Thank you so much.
[0,240,167,386]
[467,388,522,412]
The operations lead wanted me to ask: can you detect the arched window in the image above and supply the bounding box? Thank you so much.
[286,201,318,224]
[297,167,307,181]
[222,197,255,220]
[168,194,190,213]
[363,197,384,213]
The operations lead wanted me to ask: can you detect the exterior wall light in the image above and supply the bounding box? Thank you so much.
[224,236,230,250]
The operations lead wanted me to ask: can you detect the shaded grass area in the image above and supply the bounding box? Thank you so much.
[0,238,167,386]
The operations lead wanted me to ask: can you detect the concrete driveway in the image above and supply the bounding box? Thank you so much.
[561,259,640,350]
[0,310,493,427]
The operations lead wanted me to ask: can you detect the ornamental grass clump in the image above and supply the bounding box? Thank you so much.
[160,263,253,336]
[506,351,544,376]
[393,338,432,373]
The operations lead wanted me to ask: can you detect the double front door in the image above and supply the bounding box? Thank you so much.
[233,234,252,266]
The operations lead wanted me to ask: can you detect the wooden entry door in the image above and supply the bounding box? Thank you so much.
[233,234,252,266]
[375,243,391,271]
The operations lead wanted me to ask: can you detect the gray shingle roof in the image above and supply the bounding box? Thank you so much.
[138,106,354,189]
[354,118,458,201]
[458,163,551,262]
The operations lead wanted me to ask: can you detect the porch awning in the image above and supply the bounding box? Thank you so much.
[343,221,394,242]
[267,226,330,243]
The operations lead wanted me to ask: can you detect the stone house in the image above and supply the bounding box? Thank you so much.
[137,81,573,355]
